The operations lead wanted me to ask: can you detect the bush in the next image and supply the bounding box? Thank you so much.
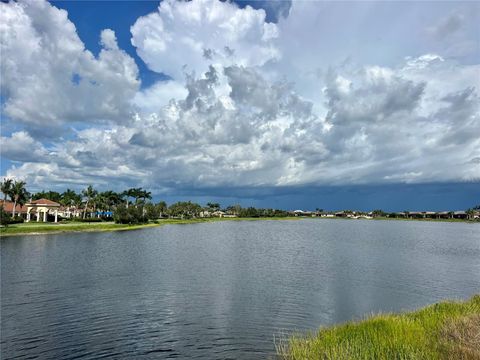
[0,206,11,226]
[9,216,24,224]
[0,207,23,225]
[113,205,147,225]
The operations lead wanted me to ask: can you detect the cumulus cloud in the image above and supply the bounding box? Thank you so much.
[0,0,139,132]
[0,131,48,162]
[1,0,479,196]
[6,54,480,193]
[131,0,279,80]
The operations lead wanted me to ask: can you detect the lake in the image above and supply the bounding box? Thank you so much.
[1,219,479,359]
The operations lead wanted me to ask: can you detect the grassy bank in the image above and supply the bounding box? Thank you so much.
[277,295,480,360]
[0,216,299,237]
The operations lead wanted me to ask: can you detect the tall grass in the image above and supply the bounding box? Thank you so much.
[277,295,480,360]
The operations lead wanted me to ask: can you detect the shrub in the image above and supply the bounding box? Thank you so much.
[113,205,147,225]
[0,206,11,226]
[9,216,24,224]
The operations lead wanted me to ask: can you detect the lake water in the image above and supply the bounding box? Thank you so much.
[1,219,479,359]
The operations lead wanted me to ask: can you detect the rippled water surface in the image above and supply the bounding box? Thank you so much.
[1,219,479,359]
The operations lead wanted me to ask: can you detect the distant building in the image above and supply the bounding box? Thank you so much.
[453,211,467,219]
[25,198,61,222]
[0,200,28,218]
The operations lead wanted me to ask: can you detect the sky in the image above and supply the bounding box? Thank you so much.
[0,0,479,211]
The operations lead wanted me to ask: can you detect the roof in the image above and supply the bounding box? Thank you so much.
[0,200,28,213]
[27,198,61,207]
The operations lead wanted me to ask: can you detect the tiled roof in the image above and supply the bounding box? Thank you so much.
[0,200,28,213]
[27,198,61,207]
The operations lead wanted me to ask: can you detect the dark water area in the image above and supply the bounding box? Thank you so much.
[1,219,479,359]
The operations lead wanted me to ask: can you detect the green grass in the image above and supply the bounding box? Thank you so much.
[0,216,299,237]
[277,295,480,360]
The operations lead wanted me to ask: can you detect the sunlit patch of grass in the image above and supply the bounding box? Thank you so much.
[0,216,299,237]
[277,295,480,360]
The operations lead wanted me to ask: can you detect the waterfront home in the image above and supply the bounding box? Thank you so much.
[320,213,335,218]
[199,210,211,218]
[211,210,226,217]
[0,200,28,218]
[292,210,314,217]
[57,206,82,219]
[453,211,467,219]
[436,211,451,219]
[408,211,424,219]
[25,198,61,222]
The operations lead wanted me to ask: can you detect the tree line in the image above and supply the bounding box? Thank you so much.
[0,179,290,225]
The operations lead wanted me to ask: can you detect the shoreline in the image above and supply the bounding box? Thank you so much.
[0,217,300,238]
[1,215,477,238]
[277,294,480,359]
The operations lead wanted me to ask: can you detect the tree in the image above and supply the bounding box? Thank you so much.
[206,202,220,212]
[99,191,122,210]
[82,185,98,219]
[1,178,13,202]
[138,189,152,204]
[61,189,82,207]
[372,209,385,217]
[122,188,142,208]
[9,180,29,217]
[466,208,475,221]
[156,201,167,218]
[113,204,145,224]
[168,201,202,218]
[226,204,242,216]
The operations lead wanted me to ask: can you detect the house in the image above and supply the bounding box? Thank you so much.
[408,211,424,219]
[199,210,211,218]
[57,206,82,219]
[452,211,467,219]
[211,210,226,217]
[0,200,29,218]
[320,213,335,218]
[436,211,451,219]
[25,198,61,222]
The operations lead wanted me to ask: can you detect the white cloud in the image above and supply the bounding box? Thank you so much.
[130,0,279,80]
[0,131,48,162]
[2,0,479,194]
[0,0,139,130]
[6,54,479,192]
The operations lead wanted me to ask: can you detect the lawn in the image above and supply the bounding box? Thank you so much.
[0,216,299,237]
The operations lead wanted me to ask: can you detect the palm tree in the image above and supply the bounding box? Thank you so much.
[466,208,474,221]
[61,189,81,207]
[82,185,98,219]
[1,178,13,202]
[122,188,140,208]
[9,180,29,217]
[139,189,152,204]
[100,191,122,210]
[207,202,220,212]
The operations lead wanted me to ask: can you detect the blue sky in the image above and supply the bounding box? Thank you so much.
[1,0,479,210]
